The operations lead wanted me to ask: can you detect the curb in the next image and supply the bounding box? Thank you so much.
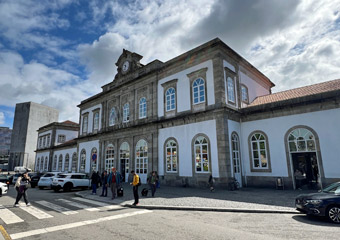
[75,191,300,214]
[0,225,11,240]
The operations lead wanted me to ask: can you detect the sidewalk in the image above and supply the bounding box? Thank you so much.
[75,183,317,214]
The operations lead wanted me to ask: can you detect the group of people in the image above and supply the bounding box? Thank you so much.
[90,168,122,199]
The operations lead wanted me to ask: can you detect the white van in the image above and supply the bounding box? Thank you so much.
[14,166,31,173]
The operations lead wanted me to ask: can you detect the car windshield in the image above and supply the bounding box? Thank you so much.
[322,182,340,193]
[42,173,53,178]
[58,175,68,178]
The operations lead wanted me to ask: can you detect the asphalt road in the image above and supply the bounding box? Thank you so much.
[0,186,339,240]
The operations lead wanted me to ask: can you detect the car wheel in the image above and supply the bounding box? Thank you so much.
[327,205,340,224]
[39,186,44,190]
[63,183,73,192]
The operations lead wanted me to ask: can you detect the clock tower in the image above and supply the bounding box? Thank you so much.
[115,49,143,79]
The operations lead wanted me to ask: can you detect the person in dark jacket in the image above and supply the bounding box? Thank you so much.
[107,168,122,200]
[100,170,108,197]
[147,171,158,197]
[91,171,100,195]
[14,172,31,207]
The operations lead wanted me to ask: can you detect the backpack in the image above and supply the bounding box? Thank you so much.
[141,188,148,196]
[137,176,141,186]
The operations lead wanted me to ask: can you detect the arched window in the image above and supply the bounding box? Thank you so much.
[165,139,177,172]
[64,154,70,172]
[80,149,86,173]
[53,155,57,171]
[109,108,116,126]
[72,153,77,172]
[136,139,148,174]
[139,98,147,119]
[241,85,249,103]
[231,133,240,174]
[194,135,210,172]
[58,154,63,171]
[288,128,316,152]
[91,148,97,171]
[45,156,48,171]
[40,158,44,172]
[165,88,176,111]
[250,132,269,169]
[227,77,235,103]
[123,103,130,122]
[105,144,115,171]
[120,142,130,178]
[93,112,99,130]
[192,78,205,104]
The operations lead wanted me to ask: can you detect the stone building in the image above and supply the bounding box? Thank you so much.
[35,38,340,189]
[9,102,59,170]
[0,127,12,170]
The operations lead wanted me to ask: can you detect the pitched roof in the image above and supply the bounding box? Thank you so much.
[61,120,78,125]
[249,79,340,107]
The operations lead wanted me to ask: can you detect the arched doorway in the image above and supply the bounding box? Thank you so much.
[286,127,323,190]
[119,142,130,182]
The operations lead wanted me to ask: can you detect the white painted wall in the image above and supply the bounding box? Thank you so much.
[81,104,102,134]
[158,60,215,117]
[54,148,77,172]
[78,140,99,173]
[239,71,270,104]
[240,109,340,179]
[55,129,78,146]
[158,120,219,177]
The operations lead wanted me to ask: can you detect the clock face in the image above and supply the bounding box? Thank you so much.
[122,60,130,73]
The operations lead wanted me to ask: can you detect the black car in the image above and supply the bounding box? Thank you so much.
[29,172,44,188]
[296,182,340,223]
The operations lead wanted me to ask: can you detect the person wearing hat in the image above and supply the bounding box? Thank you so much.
[107,167,121,200]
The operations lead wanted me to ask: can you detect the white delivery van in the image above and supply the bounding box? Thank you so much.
[14,166,31,173]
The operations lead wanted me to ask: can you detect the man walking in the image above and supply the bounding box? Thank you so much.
[130,170,140,206]
[107,168,121,200]
[100,170,108,197]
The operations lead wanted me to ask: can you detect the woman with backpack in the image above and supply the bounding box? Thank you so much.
[14,172,31,207]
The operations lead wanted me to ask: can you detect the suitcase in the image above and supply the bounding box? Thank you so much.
[141,188,148,196]
[117,187,124,197]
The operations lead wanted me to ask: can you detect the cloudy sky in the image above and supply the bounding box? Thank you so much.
[0,0,339,128]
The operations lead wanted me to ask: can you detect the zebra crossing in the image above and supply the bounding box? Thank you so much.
[0,197,124,225]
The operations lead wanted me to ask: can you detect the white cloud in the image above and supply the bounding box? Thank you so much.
[0,112,4,125]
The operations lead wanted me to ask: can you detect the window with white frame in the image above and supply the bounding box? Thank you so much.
[53,155,57,171]
[120,142,130,175]
[250,132,269,169]
[139,98,147,119]
[231,133,241,173]
[288,128,316,152]
[93,112,99,131]
[192,78,205,104]
[58,154,63,171]
[37,157,40,171]
[80,149,86,173]
[72,153,77,172]
[47,135,50,147]
[39,137,42,148]
[227,77,235,103]
[105,144,115,171]
[82,115,88,134]
[241,85,249,104]
[135,139,148,174]
[109,108,116,126]
[91,148,97,171]
[43,136,46,147]
[64,154,70,172]
[165,88,176,111]
[165,139,177,173]
[58,134,66,143]
[194,135,210,173]
[45,157,48,171]
[40,158,44,171]
[123,103,130,122]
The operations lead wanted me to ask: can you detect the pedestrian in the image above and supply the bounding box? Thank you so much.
[14,172,31,207]
[130,170,140,205]
[147,171,158,197]
[208,174,215,192]
[100,170,108,197]
[107,167,121,200]
[90,171,99,195]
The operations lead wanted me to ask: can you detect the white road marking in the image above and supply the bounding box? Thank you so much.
[35,201,78,215]
[72,197,121,209]
[56,199,100,212]
[0,205,24,224]
[10,209,152,239]
[18,203,53,219]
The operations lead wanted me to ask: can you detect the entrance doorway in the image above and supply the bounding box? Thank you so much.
[231,133,242,187]
[292,153,319,190]
[120,159,126,182]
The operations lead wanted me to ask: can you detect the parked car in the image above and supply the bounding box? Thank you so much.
[296,181,340,223]
[29,172,45,188]
[51,173,90,192]
[0,182,8,197]
[38,172,62,189]
[0,174,10,184]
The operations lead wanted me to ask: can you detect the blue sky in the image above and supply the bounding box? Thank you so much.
[0,0,340,128]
